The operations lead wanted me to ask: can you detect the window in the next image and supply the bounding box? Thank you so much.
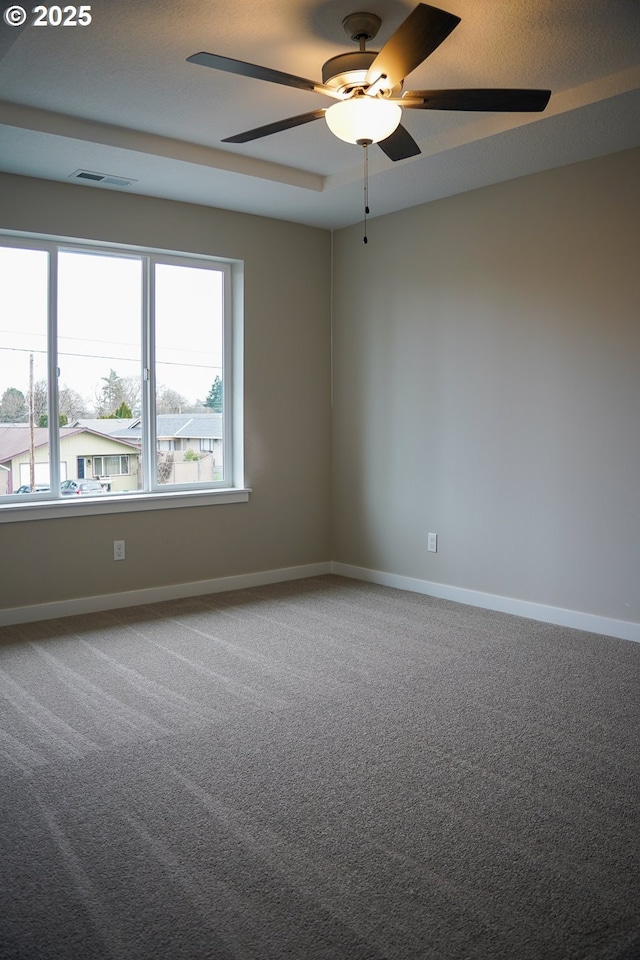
[0,234,245,517]
[93,455,130,477]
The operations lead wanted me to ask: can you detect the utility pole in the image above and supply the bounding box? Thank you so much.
[29,353,35,490]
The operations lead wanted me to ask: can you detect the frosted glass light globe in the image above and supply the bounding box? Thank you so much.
[325,97,402,145]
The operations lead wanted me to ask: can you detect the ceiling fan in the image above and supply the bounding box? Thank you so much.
[187,2,551,162]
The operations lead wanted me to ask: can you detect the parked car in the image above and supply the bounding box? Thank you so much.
[14,484,50,494]
[60,479,106,496]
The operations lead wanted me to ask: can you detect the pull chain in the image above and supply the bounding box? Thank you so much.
[363,142,370,244]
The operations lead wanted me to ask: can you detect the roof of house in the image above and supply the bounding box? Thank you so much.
[68,419,138,435]
[72,414,223,441]
[155,414,222,440]
[0,425,140,463]
[0,426,81,462]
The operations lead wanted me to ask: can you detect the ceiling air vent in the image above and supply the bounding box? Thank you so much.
[69,170,137,188]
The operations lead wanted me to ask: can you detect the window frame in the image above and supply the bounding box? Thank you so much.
[93,455,131,478]
[0,232,248,523]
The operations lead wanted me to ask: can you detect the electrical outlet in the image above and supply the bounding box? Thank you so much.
[113,540,126,561]
[427,532,438,553]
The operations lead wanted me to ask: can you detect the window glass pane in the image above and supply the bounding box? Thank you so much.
[1,236,237,510]
[94,454,130,476]
[154,264,224,487]
[0,246,51,496]
[57,251,142,495]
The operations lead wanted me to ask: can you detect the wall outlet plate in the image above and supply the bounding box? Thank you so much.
[427,532,438,553]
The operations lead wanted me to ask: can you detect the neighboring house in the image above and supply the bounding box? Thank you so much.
[152,414,223,463]
[69,414,224,485]
[0,425,141,493]
[72,414,223,461]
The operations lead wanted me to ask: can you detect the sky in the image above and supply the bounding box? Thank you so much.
[0,245,224,414]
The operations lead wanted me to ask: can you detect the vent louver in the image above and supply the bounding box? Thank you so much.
[69,170,137,188]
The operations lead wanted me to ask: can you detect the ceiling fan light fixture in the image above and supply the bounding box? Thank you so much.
[325,96,402,145]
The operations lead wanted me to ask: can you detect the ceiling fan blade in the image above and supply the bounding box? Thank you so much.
[402,88,552,111]
[377,124,421,162]
[222,109,326,144]
[366,4,460,90]
[187,52,339,99]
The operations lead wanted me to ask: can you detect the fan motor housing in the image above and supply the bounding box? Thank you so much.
[322,51,402,97]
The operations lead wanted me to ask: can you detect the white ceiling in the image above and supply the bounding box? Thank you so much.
[1,0,639,229]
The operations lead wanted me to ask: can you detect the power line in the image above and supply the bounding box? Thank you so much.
[0,328,218,358]
[0,346,221,371]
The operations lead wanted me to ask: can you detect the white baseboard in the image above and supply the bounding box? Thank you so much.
[331,562,640,644]
[3,559,638,644]
[0,562,332,627]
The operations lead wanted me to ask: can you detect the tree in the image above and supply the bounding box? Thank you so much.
[183,448,202,461]
[204,376,223,413]
[32,379,88,425]
[156,386,188,415]
[100,401,133,420]
[96,370,140,418]
[32,379,48,423]
[59,386,89,422]
[0,387,27,422]
[110,401,133,419]
[38,413,69,427]
[96,369,121,415]
[156,451,174,484]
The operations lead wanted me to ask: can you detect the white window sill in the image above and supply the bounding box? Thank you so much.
[0,487,251,523]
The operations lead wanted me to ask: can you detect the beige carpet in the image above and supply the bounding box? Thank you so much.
[0,575,638,959]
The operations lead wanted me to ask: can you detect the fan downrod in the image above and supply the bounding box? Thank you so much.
[323,11,402,96]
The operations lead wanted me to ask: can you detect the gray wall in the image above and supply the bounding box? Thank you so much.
[332,147,640,623]
[3,149,639,626]
[0,174,332,609]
